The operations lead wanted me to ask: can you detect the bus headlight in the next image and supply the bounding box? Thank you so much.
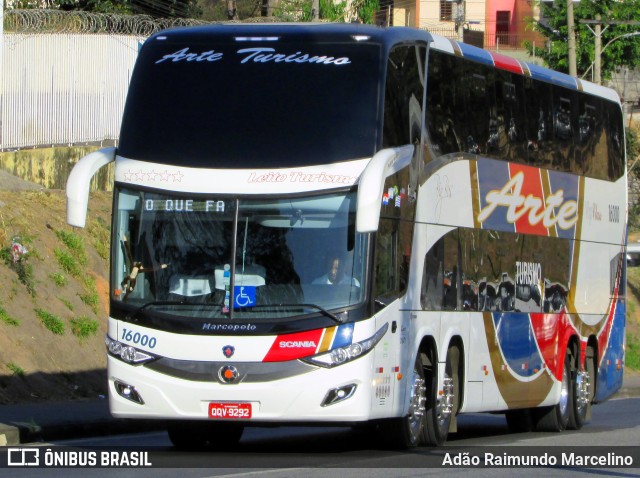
[302,323,388,368]
[105,335,156,365]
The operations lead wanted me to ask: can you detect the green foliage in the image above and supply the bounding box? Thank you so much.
[0,305,20,327]
[35,308,65,335]
[525,0,640,80]
[50,272,67,287]
[88,217,110,262]
[198,0,379,23]
[627,335,640,370]
[54,247,82,278]
[80,276,100,315]
[58,296,74,311]
[197,0,261,21]
[55,0,134,14]
[6,362,24,376]
[350,0,379,24]
[70,316,100,339]
[55,229,87,265]
[627,128,640,230]
[0,240,36,297]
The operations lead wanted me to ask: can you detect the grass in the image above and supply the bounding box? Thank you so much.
[70,316,99,339]
[58,296,74,311]
[54,247,82,278]
[50,272,67,287]
[34,308,65,335]
[627,338,640,370]
[627,261,640,371]
[55,229,87,265]
[88,216,110,262]
[79,276,100,314]
[0,243,36,297]
[6,362,24,376]
[0,305,20,326]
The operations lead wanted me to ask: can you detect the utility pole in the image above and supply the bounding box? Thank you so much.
[594,14,601,84]
[456,0,465,43]
[312,0,319,21]
[567,0,577,77]
[580,19,640,85]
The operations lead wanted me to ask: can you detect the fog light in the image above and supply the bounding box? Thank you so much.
[321,384,357,407]
[114,380,145,404]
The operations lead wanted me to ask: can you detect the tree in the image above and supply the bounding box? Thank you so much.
[525,0,640,81]
[55,0,200,17]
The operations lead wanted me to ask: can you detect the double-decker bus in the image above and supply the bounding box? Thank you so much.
[66,23,627,448]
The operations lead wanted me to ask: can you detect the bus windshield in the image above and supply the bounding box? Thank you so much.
[113,187,367,320]
[117,37,381,168]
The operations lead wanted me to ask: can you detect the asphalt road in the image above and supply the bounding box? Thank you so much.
[4,396,638,478]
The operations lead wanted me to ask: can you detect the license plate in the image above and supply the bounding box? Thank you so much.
[208,402,252,419]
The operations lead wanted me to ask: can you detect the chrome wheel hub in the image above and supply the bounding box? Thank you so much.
[436,375,454,430]
[575,370,590,414]
[407,368,426,442]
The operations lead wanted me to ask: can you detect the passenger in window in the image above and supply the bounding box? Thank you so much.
[313,253,360,287]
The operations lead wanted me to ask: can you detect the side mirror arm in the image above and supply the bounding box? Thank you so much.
[66,147,116,228]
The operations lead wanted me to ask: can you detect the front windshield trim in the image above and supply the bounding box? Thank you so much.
[111,185,368,323]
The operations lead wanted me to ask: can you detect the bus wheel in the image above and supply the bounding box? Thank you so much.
[569,347,594,430]
[167,420,244,450]
[378,355,427,448]
[535,351,571,432]
[424,347,456,446]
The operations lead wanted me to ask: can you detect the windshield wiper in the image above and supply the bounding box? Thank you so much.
[126,301,185,320]
[126,301,223,320]
[238,303,344,324]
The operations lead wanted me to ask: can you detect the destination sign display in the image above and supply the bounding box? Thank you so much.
[143,198,233,213]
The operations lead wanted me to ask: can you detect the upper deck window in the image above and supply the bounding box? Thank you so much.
[118,38,382,168]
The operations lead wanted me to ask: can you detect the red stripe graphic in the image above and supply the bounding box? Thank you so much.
[508,163,548,236]
[263,329,324,362]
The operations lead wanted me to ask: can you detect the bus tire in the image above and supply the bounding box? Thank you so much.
[569,345,594,430]
[424,346,457,446]
[379,355,427,449]
[167,420,244,450]
[535,351,572,432]
[505,408,534,433]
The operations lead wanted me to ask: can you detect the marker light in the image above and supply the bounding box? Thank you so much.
[321,384,357,406]
[302,323,388,368]
[105,335,156,365]
[234,36,280,42]
[114,380,145,404]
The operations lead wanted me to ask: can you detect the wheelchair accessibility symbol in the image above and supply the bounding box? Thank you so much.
[234,286,256,308]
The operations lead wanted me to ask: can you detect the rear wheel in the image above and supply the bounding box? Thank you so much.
[167,420,244,450]
[569,345,594,430]
[535,351,572,432]
[424,347,457,446]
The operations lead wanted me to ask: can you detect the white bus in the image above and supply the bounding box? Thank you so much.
[67,23,627,448]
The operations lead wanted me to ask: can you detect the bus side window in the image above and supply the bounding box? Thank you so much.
[373,219,399,307]
[421,230,460,310]
[421,237,444,310]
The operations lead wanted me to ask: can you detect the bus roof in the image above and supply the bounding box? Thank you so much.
[147,22,432,50]
[146,23,620,105]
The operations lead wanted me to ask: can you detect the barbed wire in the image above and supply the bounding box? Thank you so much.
[3,9,279,36]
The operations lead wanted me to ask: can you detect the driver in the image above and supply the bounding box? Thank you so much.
[312,253,360,286]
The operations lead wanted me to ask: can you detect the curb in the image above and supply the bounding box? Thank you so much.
[0,418,165,445]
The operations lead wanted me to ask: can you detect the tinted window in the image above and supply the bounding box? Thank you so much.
[426,50,625,181]
[119,40,382,168]
[382,45,425,148]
